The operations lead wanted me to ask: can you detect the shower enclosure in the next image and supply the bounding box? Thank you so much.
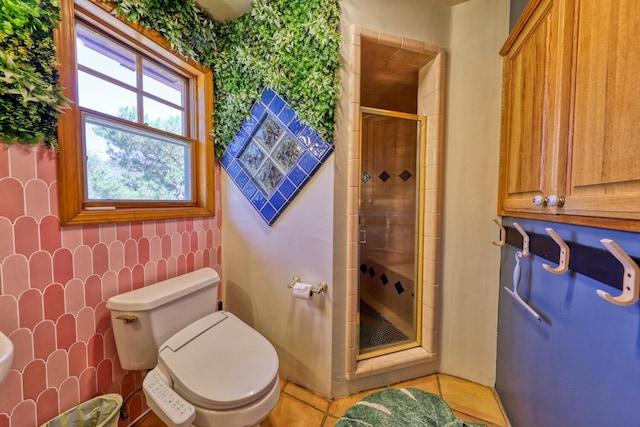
[358,107,425,359]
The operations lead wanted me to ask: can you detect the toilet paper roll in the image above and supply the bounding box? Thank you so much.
[292,283,313,300]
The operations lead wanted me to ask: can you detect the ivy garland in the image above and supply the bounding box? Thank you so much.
[212,0,341,158]
[111,0,218,68]
[112,0,341,158]
[0,0,341,157]
[0,0,68,149]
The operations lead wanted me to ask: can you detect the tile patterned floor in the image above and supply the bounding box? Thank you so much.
[134,373,510,427]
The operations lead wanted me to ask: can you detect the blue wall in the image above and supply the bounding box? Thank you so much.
[496,218,640,427]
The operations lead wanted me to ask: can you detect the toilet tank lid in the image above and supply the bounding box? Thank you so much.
[106,268,220,312]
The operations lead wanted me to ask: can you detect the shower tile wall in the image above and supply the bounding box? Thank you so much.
[360,116,417,330]
[0,144,222,427]
[359,259,414,335]
[361,118,417,257]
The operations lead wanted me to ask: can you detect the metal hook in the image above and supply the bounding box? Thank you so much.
[596,239,640,306]
[542,228,570,274]
[492,219,506,246]
[513,223,529,257]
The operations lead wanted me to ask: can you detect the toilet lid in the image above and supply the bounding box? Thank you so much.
[158,311,279,410]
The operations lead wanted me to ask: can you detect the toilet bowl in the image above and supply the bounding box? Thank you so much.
[106,268,280,427]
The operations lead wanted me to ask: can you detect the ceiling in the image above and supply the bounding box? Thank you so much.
[197,0,253,22]
[196,0,470,22]
[360,38,436,113]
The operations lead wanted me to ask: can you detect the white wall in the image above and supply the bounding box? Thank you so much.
[221,160,334,397]
[340,0,450,46]
[438,0,508,385]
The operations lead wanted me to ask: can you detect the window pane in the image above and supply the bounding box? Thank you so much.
[84,115,192,201]
[78,71,137,118]
[143,97,185,136]
[76,24,136,86]
[143,59,184,106]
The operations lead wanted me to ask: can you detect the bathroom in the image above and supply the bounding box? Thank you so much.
[1,0,639,426]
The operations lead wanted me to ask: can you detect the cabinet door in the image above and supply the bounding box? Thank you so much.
[498,0,560,214]
[563,0,640,220]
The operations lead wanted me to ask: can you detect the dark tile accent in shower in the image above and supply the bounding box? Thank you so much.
[399,169,412,181]
[394,281,405,294]
[378,171,391,182]
[368,267,376,277]
[360,263,367,274]
[380,273,389,285]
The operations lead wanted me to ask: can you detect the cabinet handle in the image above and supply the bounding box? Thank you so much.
[532,195,545,206]
[545,195,565,207]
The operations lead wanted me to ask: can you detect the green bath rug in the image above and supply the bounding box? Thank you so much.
[336,388,486,427]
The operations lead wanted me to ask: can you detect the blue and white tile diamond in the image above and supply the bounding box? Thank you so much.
[220,88,334,225]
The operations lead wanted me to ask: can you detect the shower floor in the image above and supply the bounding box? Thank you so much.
[359,299,409,352]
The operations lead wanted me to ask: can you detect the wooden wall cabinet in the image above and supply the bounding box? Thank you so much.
[498,0,640,231]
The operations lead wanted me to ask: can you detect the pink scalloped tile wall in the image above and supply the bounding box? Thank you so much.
[0,144,222,427]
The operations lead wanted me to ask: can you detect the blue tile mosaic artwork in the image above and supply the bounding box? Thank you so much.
[221,88,334,225]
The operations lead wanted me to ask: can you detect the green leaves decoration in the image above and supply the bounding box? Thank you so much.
[0,0,68,148]
[336,388,487,427]
[110,0,341,158]
[111,0,218,66]
[1,0,340,155]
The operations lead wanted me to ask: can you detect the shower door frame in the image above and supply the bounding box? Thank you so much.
[357,106,426,361]
[344,25,445,382]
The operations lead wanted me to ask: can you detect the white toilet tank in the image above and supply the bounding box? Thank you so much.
[106,268,220,370]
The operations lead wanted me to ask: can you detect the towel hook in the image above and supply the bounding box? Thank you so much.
[513,223,529,257]
[596,239,640,306]
[542,228,570,274]
[492,219,506,246]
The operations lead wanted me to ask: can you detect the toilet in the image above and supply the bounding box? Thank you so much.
[106,268,280,427]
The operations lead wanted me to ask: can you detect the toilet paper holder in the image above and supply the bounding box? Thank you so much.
[287,277,328,295]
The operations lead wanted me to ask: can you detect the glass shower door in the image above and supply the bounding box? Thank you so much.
[358,107,425,359]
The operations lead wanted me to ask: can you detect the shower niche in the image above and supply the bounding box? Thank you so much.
[345,26,445,375]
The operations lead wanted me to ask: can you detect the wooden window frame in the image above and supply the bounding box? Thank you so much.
[55,0,215,226]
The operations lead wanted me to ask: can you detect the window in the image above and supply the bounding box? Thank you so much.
[56,0,215,225]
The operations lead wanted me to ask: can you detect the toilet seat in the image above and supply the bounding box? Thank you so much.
[158,311,279,411]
